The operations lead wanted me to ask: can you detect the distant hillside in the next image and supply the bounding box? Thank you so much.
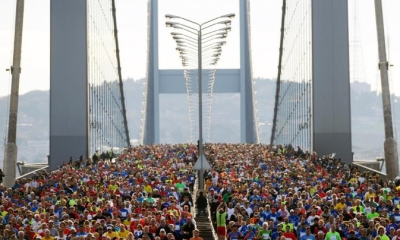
[0,79,398,165]
[0,90,50,167]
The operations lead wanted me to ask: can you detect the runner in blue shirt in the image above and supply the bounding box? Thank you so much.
[300,226,316,240]
[228,225,243,240]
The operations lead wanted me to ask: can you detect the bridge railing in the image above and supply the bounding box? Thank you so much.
[16,166,49,180]
[16,156,97,181]
[191,175,199,227]
[352,162,388,180]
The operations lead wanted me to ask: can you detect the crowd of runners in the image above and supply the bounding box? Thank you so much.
[0,143,398,240]
[203,144,398,240]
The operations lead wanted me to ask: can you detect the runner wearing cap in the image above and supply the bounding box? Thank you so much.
[103,225,119,239]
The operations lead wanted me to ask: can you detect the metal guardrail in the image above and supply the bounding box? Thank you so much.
[16,166,49,180]
[192,175,199,227]
[15,154,123,181]
[18,163,48,166]
[205,190,218,240]
[352,162,388,180]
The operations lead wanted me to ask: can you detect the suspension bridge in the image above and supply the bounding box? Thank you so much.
[2,0,399,184]
[48,0,352,168]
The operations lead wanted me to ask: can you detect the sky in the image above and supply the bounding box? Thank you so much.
[0,0,400,97]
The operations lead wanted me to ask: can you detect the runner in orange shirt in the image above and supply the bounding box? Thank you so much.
[189,229,204,240]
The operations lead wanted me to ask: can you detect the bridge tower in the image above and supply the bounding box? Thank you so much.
[50,0,130,169]
[312,0,352,163]
[271,0,352,163]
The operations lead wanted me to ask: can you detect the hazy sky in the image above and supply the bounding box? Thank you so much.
[0,0,400,97]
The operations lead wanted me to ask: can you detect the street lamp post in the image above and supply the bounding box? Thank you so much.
[166,13,234,190]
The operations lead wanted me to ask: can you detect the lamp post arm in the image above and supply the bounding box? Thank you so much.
[181,53,199,61]
[174,36,199,45]
[177,45,198,53]
[201,20,231,31]
[172,32,197,41]
[176,41,198,49]
[202,41,226,50]
[181,49,220,58]
[202,36,225,45]
[170,24,198,35]
[202,33,227,42]
[182,55,220,64]
[176,47,197,56]
[172,16,201,28]
[167,13,234,28]
[180,52,197,58]
[200,14,233,27]
[201,46,221,53]
[202,27,230,37]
